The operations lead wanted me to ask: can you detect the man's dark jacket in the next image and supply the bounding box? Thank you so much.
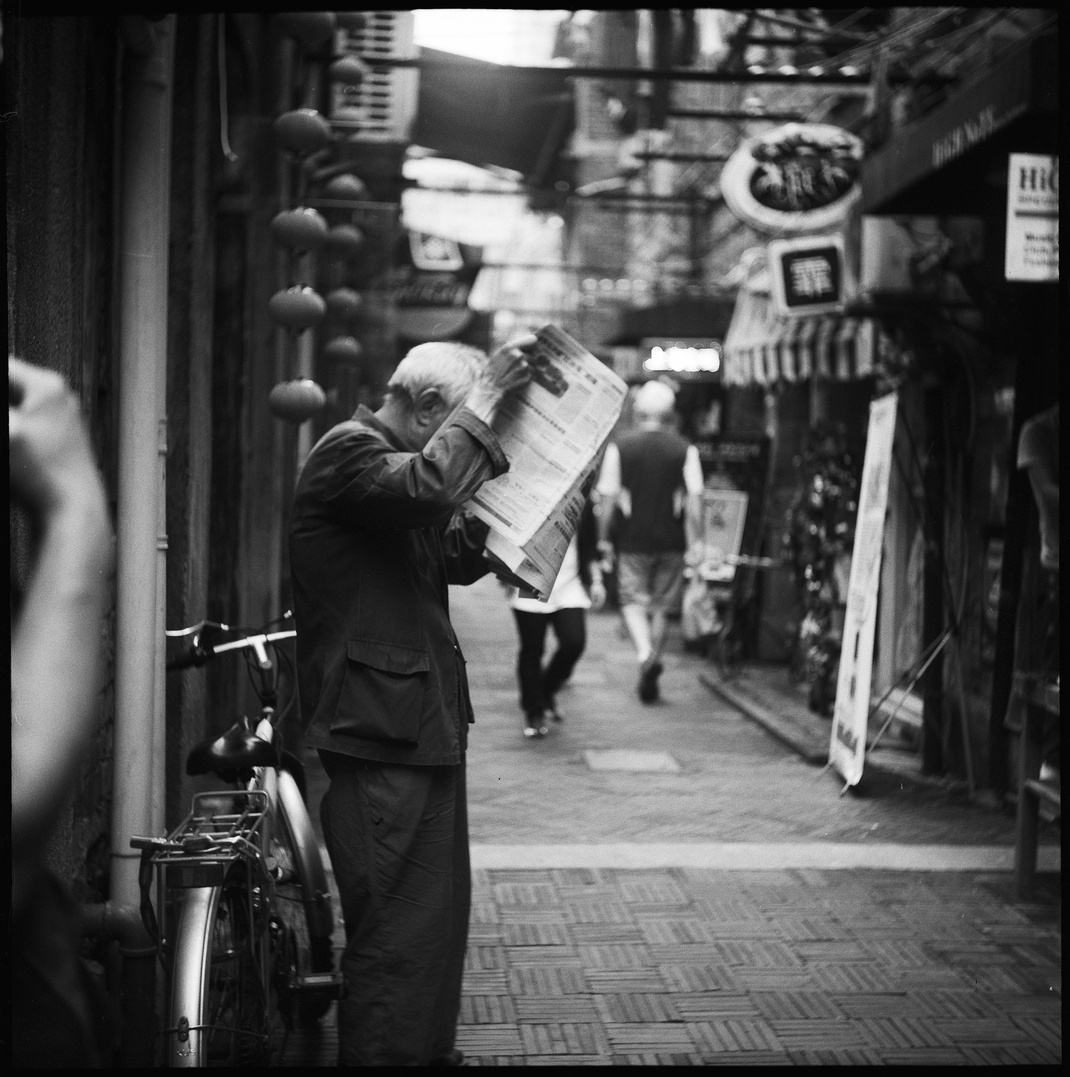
[289,403,509,766]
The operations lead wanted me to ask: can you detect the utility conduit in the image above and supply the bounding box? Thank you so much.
[110,14,176,907]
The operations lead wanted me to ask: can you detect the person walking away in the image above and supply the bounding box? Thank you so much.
[1016,402,1059,782]
[10,356,115,1067]
[288,335,538,1067]
[506,494,605,738]
[596,379,703,702]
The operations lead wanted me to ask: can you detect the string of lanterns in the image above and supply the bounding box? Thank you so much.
[267,11,371,424]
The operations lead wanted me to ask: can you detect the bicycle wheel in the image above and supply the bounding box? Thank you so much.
[168,876,274,1067]
[273,768,337,1028]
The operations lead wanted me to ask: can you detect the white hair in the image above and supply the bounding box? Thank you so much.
[633,379,676,420]
[386,341,487,410]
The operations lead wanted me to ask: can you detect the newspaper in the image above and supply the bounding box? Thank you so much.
[470,324,627,597]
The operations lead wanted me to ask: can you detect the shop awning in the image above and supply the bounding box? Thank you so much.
[861,32,1057,215]
[722,289,879,387]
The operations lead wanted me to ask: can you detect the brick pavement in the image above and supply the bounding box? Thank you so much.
[280,575,1060,1066]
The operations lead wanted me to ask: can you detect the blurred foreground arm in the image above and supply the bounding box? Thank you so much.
[10,357,114,909]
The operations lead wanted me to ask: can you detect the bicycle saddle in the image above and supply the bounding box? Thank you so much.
[186,714,280,776]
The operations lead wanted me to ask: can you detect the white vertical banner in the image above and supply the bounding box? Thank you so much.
[829,392,898,787]
[1005,153,1059,282]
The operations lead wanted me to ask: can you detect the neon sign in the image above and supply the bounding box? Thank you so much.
[642,340,722,374]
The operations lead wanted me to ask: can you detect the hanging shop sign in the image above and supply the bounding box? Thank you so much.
[376,230,483,342]
[768,235,845,316]
[721,123,864,235]
[1004,153,1058,282]
[829,391,898,790]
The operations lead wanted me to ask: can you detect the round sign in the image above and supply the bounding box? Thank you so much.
[720,123,864,235]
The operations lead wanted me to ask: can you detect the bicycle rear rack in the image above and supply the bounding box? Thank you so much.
[153,790,270,889]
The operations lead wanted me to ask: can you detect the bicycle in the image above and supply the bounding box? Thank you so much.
[130,611,343,1066]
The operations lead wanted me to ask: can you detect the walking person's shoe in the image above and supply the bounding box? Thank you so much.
[523,712,549,738]
[637,656,663,702]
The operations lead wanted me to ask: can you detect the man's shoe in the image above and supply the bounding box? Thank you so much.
[429,1048,465,1065]
[637,657,662,703]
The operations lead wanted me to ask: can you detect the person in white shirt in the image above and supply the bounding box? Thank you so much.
[506,498,605,737]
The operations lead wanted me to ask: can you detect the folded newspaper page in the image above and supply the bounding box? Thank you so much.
[484,462,600,597]
[471,324,627,596]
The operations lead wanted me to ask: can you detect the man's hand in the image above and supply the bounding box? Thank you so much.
[464,333,539,424]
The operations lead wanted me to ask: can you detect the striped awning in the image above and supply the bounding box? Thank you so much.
[722,288,879,387]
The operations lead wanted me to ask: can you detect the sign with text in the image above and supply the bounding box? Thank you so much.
[769,235,846,316]
[697,489,749,584]
[721,123,864,234]
[1005,153,1058,282]
[829,391,898,788]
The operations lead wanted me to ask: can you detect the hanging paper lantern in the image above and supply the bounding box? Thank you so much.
[325,287,363,321]
[270,207,328,250]
[269,379,327,422]
[273,13,337,44]
[268,285,327,329]
[335,12,367,32]
[273,108,332,155]
[328,54,369,87]
[323,335,363,364]
[323,224,365,258]
[323,173,369,200]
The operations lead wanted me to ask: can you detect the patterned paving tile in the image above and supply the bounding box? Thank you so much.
[751,990,844,1020]
[513,996,601,1021]
[603,1022,698,1051]
[786,1047,885,1065]
[459,994,518,1024]
[519,1022,610,1056]
[562,900,633,924]
[658,964,739,992]
[731,968,816,991]
[508,966,589,995]
[500,921,572,945]
[583,968,669,993]
[804,962,899,993]
[767,1018,869,1049]
[454,1025,525,1055]
[856,1016,956,1049]
[595,993,682,1023]
[461,969,508,994]
[671,992,759,1019]
[504,944,583,966]
[569,923,646,944]
[959,1043,1062,1064]
[688,1017,783,1052]
[875,1047,968,1064]
[829,993,926,1018]
[933,1017,1034,1044]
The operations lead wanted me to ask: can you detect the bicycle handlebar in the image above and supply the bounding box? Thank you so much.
[165,614,296,671]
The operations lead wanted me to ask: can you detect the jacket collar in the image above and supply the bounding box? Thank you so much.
[351,404,407,451]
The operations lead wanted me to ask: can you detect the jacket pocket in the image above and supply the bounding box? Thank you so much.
[329,638,430,746]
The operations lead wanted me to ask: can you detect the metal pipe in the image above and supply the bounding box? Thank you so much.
[365,56,871,84]
[110,14,176,907]
[667,108,803,121]
[82,901,157,1068]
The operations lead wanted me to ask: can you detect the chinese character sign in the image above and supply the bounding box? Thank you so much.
[769,235,845,317]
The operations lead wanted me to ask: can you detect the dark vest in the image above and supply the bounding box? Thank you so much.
[615,427,690,553]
